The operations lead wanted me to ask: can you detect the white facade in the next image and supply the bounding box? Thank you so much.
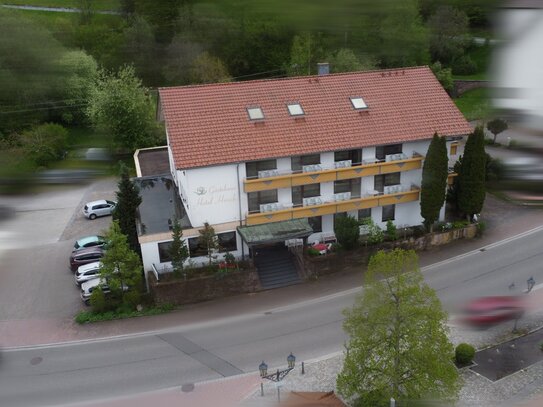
[139,138,459,273]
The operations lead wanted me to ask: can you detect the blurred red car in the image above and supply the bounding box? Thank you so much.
[462,296,525,326]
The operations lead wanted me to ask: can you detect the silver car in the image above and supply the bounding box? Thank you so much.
[75,262,102,286]
[83,200,116,220]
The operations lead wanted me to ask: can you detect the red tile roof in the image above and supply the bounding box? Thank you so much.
[159,66,471,170]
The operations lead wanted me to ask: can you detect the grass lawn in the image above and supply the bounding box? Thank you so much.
[0,0,120,11]
[454,87,492,121]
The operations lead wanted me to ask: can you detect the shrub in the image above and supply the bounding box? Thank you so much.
[455,343,475,366]
[452,55,478,75]
[476,221,486,237]
[452,220,470,229]
[385,220,398,241]
[363,218,385,245]
[75,303,174,324]
[307,247,320,257]
[21,123,68,167]
[334,215,360,249]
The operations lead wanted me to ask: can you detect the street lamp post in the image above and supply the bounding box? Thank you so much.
[259,353,297,402]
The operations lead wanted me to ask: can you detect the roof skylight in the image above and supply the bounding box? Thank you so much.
[350,97,368,110]
[247,107,264,120]
[287,103,304,116]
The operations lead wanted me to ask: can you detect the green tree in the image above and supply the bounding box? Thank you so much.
[169,218,189,276]
[134,0,183,43]
[385,220,398,241]
[21,123,68,167]
[113,163,142,255]
[457,126,486,220]
[430,61,453,93]
[93,221,143,311]
[337,249,460,406]
[286,32,325,76]
[59,50,98,124]
[188,52,231,84]
[486,118,508,144]
[334,215,360,250]
[428,6,470,64]
[86,65,159,151]
[199,222,218,267]
[77,0,94,25]
[420,133,449,231]
[326,48,377,73]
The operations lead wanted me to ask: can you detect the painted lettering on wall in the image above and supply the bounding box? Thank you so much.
[194,184,237,206]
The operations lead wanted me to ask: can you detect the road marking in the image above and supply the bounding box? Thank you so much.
[5,223,543,351]
[422,223,543,272]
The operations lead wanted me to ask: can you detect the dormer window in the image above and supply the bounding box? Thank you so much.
[247,106,264,120]
[350,97,367,110]
[287,103,304,116]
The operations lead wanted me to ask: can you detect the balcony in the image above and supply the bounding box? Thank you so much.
[244,153,424,193]
[246,184,421,226]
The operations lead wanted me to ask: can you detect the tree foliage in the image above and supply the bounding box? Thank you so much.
[334,215,360,250]
[428,6,470,64]
[430,61,454,93]
[86,65,159,150]
[421,133,449,231]
[92,221,143,312]
[113,163,142,255]
[189,52,231,84]
[286,32,325,76]
[337,249,460,406]
[169,218,189,276]
[457,126,486,219]
[198,222,218,266]
[327,48,377,73]
[486,118,508,144]
[21,123,68,167]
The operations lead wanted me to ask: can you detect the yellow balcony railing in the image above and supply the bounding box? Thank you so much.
[246,186,421,226]
[244,154,424,193]
[447,172,458,186]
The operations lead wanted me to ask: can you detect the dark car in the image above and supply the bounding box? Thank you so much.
[462,296,525,326]
[69,247,105,272]
[73,235,106,251]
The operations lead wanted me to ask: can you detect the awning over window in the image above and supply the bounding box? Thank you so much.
[237,219,313,247]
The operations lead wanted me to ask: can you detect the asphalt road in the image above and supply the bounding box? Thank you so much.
[2,226,543,407]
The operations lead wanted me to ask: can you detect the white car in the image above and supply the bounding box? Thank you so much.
[83,200,116,220]
[80,277,126,306]
[75,262,102,286]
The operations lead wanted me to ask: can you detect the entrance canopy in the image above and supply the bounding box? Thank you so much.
[237,219,313,247]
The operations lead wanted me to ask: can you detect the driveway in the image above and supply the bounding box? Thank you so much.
[0,178,117,321]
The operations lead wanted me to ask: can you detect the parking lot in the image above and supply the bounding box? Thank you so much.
[0,178,117,321]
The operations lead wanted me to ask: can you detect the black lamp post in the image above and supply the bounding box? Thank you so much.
[259,353,296,382]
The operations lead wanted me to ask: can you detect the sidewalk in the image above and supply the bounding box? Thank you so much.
[1,195,543,349]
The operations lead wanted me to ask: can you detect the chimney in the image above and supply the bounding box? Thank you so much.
[317,62,330,76]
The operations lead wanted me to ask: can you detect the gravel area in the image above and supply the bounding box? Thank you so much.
[244,307,543,406]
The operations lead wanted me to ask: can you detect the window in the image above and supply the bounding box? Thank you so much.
[247,107,264,120]
[188,237,208,258]
[287,103,304,116]
[358,208,371,222]
[248,189,278,212]
[308,216,322,233]
[334,212,347,229]
[292,184,320,206]
[158,241,173,263]
[246,159,277,179]
[218,231,237,252]
[334,149,362,165]
[450,143,458,156]
[291,154,320,172]
[350,97,367,110]
[382,205,395,222]
[334,179,361,197]
[374,172,401,193]
[375,144,402,160]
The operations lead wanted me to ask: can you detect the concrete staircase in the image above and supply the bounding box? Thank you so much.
[254,247,301,289]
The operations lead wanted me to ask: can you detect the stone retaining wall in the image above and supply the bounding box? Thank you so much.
[453,80,491,97]
[149,267,261,306]
[303,224,478,279]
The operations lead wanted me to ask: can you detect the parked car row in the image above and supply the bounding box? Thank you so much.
[71,235,109,305]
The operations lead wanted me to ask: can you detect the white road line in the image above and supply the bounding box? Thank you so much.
[5,223,543,351]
